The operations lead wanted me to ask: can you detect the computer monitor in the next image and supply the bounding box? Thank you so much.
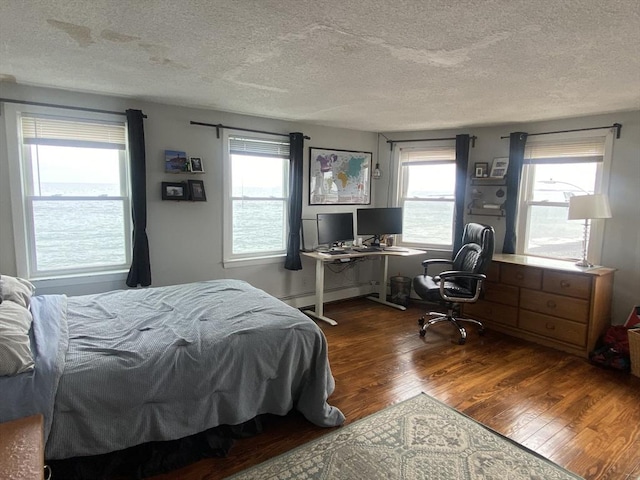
[317,212,354,248]
[356,207,403,246]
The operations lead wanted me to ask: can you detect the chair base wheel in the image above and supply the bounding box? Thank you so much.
[418,317,425,326]
[419,329,426,337]
[458,337,466,345]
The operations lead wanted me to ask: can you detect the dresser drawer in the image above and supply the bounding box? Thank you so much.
[463,300,518,327]
[543,271,592,300]
[500,264,542,289]
[519,310,587,346]
[486,262,500,282]
[520,288,590,323]
[483,281,519,306]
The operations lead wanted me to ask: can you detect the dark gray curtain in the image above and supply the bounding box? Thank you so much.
[452,134,470,255]
[502,131,528,254]
[285,132,304,270]
[125,109,151,287]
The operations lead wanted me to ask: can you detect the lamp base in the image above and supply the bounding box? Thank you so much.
[575,258,593,268]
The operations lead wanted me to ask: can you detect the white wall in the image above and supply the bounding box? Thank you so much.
[380,110,640,325]
[0,83,378,303]
[1,83,637,324]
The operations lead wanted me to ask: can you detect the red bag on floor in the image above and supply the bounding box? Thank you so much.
[589,325,631,372]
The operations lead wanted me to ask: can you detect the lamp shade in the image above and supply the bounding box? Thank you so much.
[568,194,612,220]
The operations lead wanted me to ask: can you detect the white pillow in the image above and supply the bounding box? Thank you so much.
[0,300,35,376]
[0,274,36,308]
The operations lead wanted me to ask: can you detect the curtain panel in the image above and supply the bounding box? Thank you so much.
[453,134,471,255]
[502,132,528,254]
[284,132,304,270]
[125,109,152,287]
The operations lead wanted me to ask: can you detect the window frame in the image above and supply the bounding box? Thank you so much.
[516,129,614,264]
[222,130,290,267]
[4,103,132,279]
[393,141,457,250]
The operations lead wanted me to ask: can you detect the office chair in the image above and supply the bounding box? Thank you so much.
[413,223,495,344]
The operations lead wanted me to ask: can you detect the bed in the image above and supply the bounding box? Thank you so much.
[0,277,344,461]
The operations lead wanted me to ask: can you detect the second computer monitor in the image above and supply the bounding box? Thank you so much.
[357,207,403,246]
[317,212,354,248]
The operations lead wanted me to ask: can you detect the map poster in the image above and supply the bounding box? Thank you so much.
[309,147,372,205]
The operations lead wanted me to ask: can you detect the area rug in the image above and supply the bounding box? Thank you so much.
[228,393,583,480]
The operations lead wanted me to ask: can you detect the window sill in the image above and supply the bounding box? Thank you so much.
[30,270,129,295]
[223,254,285,269]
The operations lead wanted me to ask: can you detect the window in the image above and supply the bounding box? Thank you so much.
[223,132,289,263]
[6,105,131,278]
[517,134,611,262]
[396,144,456,248]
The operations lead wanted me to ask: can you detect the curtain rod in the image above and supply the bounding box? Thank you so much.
[0,98,147,118]
[386,135,477,148]
[190,120,310,140]
[500,123,622,140]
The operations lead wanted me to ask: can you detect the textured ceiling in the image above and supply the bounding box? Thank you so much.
[1,1,639,132]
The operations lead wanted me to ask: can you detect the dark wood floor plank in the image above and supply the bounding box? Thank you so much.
[149,298,640,480]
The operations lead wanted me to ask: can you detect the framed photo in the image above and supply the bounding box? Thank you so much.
[189,157,204,173]
[165,150,188,173]
[489,157,509,178]
[309,147,372,205]
[188,179,207,201]
[474,162,489,178]
[161,181,188,200]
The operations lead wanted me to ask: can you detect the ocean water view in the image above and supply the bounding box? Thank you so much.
[32,184,582,271]
[31,183,127,272]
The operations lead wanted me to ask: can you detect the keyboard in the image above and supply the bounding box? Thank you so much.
[352,247,379,252]
[322,250,349,255]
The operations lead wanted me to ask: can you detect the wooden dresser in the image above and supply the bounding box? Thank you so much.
[0,414,45,480]
[463,254,615,357]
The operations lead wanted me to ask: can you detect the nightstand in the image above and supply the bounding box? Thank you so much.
[0,414,46,480]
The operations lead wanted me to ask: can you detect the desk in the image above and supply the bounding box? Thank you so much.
[302,248,424,325]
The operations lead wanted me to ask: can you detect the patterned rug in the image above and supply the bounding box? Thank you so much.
[228,393,583,480]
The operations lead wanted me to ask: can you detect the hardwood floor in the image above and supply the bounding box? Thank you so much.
[152,298,640,480]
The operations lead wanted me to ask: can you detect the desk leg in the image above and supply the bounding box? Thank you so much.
[366,254,407,311]
[302,258,338,326]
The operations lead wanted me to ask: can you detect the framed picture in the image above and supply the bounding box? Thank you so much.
[474,162,489,178]
[309,147,372,205]
[161,181,188,200]
[165,150,188,173]
[188,179,207,201]
[189,157,204,173]
[489,157,509,178]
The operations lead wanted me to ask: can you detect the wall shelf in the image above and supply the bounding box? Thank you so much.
[468,207,505,217]
[470,177,506,186]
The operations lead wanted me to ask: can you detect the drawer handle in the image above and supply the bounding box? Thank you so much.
[560,281,570,288]
[545,322,556,330]
[516,273,524,280]
[546,300,557,308]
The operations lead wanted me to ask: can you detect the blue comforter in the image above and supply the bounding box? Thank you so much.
[0,280,344,460]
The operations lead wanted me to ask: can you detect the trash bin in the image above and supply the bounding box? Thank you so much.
[390,275,412,307]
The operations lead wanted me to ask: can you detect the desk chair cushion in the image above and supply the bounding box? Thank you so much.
[413,274,475,302]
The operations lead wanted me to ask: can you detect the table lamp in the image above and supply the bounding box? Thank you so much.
[568,194,612,267]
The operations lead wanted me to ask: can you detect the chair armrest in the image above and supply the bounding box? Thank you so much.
[438,271,486,282]
[421,258,453,276]
[438,271,486,303]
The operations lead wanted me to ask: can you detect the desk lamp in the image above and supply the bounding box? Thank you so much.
[567,194,612,267]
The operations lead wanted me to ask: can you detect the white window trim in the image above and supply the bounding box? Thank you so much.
[515,129,614,264]
[392,140,457,250]
[4,103,132,280]
[222,129,289,267]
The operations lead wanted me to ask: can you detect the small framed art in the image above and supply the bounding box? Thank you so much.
[165,150,189,173]
[474,162,489,178]
[161,182,188,200]
[489,157,509,178]
[188,180,207,201]
[189,157,204,173]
